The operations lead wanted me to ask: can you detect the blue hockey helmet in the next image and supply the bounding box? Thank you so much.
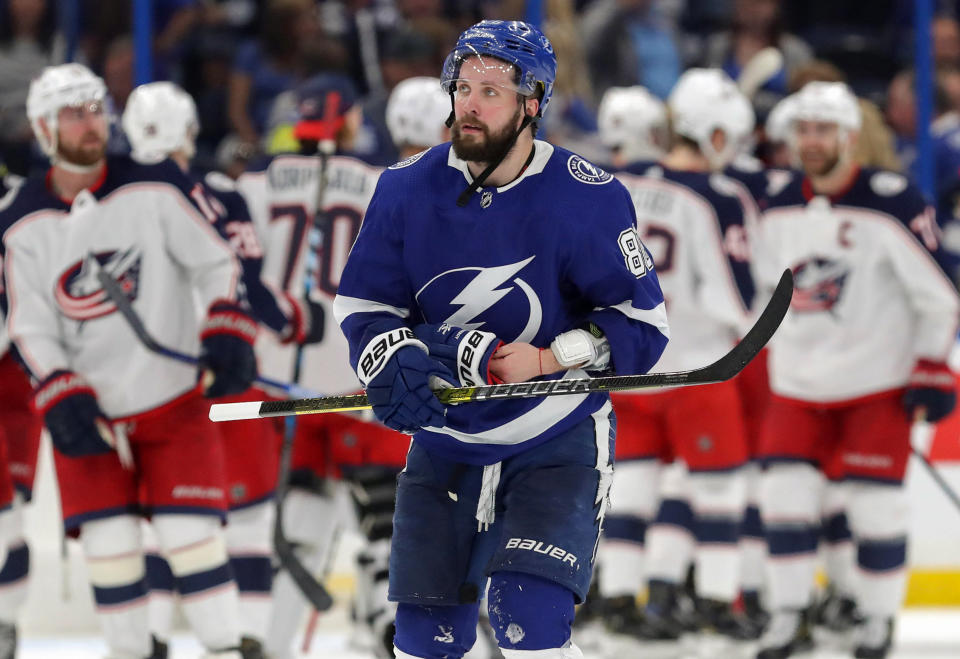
[440,20,557,117]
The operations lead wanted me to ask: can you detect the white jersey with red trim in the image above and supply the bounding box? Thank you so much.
[0,156,241,417]
[237,153,382,395]
[756,167,960,402]
[614,162,755,373]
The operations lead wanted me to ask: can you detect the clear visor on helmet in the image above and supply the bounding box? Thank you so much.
[440,47,537,97]
[57,99,106,123]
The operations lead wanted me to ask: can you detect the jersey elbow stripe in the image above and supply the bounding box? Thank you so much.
[332,294,410,325]
[598,300,670,339]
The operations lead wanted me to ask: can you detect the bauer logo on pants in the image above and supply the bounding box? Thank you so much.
[504,537,578,566]
[54,247,142,321]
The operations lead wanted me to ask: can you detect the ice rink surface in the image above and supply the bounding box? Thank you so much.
[15,607,960,658]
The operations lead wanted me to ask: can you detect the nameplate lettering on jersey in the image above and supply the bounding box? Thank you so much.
[327,168,371,196]
[357,327,424,385]
[504,537,578,566]
[629,187,675,216]
[268,165,317,190]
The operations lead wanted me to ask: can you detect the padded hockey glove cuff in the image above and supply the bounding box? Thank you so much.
[358,327,456,434]
[413,323,504,386]
[550,323,611,371]
[199,300,258,398]
[903,359,956,423]
[281,293,325,345]
[33,370,115,457]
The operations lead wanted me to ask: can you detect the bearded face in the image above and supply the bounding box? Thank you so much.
[451,104,523,164]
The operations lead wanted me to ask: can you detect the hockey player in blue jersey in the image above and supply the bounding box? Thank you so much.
[332,20,669,659]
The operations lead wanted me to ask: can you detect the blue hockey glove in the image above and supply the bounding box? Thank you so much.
[412,323,503,386]
[359,327,456,434]
[903,360,957,423]
[33,370,115,457]
[281,294,325,345]
[199,300,259,398]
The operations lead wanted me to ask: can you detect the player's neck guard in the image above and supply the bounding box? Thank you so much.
[54,157,104,174]
[456,114,535,207]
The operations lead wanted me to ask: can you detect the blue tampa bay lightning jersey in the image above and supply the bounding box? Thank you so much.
[334,141,669,465]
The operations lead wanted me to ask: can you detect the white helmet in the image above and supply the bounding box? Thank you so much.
[791,81,861,133]
[667,68,754,170]
[765,93,799,143]
[597,86,668,163]
[26,63,107,159]
[386,77,450,149]
[122,81,199,164]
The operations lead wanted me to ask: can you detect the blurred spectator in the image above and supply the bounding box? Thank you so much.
[215,133,258,179]
[349,26,443,165]
[703,0,812,115]
[790,59,900,171]
[940,65,960,112]
[887,68,960,212]
[102,35,137,155]
[0,0,65,176]
[80,0,200,79]
[542,0,605,160]
[582,0,683,100]
[934,15,960,69]
[227,0,320,149]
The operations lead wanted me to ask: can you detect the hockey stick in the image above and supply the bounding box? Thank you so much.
[210,269,794,422]
[912,446,960,516]
[95,269,320,400]
[271,109,341,614]
[737,47,784,100]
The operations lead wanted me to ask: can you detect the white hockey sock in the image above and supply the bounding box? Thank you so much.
[226,502,274,643]
[822,480,855,597]
[356,537,396,645]
[690,469,747,602]
[739,463,766,593]
[848,483,909,618]
[81,515,151,658]
[142,520,176,643]
[153,514,240,651]
[644,511,695,585]
[0,500,29,624]
[760,464,822,610]
[597,460,660,598]
[266,490,341,659]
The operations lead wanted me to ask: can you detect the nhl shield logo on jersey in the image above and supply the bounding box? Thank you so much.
[790,257,850,313]
[566,155,613,185]
[54,247,142,321]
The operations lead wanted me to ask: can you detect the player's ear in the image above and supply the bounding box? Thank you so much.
[38,117,54,143]
[524,97,539,119]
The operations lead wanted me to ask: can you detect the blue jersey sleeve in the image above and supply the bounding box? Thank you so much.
[201,176,292,334]
[333,171,417,370]
[567,183,669,375]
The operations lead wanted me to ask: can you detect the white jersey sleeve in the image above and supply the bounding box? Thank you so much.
[616,166,753,372]
[157,181,241,310]
[4,232,70,376]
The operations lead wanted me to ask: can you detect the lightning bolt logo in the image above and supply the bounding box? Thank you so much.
[443,256,535,329]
